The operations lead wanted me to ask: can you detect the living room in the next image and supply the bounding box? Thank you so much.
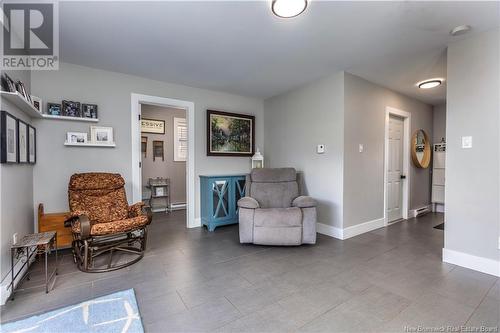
[0,1,498,332]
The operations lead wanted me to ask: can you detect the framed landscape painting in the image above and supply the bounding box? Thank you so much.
[207,110,254,156]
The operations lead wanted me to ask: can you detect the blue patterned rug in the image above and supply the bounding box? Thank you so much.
[1,289,144,333]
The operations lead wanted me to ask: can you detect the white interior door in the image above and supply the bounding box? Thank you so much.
[387,115,404,222]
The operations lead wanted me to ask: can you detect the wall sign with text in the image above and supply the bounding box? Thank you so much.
[141,118,165,134]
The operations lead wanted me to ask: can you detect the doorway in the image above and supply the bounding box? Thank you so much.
[141,105,187,213]
[384,107,410,225]
[131,93,196,228]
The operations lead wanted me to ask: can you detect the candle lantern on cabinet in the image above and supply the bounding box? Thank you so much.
[251,148,264,169]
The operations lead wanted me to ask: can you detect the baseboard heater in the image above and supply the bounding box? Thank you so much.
[415,206,430,217]
[170,203,187,211]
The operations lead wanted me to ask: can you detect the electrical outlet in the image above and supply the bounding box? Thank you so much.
[12,233,18,245]
[462,136,472,149]
[359,144,364,153]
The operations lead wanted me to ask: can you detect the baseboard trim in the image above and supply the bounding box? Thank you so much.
[170,203,187,210]
[342,217,385,239]
[316,223,343,240]
[317,217,385,240]
[443,248,500,277]
[409,204,432,218]
[189,217,201,229]
[433,203,445,213]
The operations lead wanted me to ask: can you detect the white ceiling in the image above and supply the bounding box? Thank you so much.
[59,1,499,105]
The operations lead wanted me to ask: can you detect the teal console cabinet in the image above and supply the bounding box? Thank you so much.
[200,174,246,231]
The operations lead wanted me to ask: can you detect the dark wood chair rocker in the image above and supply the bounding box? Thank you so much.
[64,173,152,273]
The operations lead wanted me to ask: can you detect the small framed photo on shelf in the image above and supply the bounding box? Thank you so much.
[67,132,88,144]
[82,104,98,119]
[15,81,31,103]
[28,125,36,163]
[17,119,28,163]
[47,103,62,116]
[0,111,18,163]
[31,96,42,114]
[90,126,113,144]
[155,187,165,197]
[62,100,81,117]
[1,73,16,92]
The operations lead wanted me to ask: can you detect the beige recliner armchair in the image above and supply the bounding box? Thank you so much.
[238,168,317,245]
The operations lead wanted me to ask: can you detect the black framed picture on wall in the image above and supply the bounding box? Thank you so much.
[62,100,81,118]
[0,111,18,163]
[17,119,28,163]
[82,104,98,119]
[207,110,255,156]
[28,125,36,164]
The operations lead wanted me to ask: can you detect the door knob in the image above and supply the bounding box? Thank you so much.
[400,175,406,179]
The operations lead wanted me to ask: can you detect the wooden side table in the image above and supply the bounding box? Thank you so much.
[10,231,58,300]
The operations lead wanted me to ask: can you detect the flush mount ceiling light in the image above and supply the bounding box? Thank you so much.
[417,79,443,89]
[271,0,308,18]
[450,25,472,36]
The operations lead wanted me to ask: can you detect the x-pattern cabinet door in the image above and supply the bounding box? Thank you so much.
[212,179,230,220]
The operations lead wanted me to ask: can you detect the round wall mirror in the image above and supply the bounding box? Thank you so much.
[411,129,431,168]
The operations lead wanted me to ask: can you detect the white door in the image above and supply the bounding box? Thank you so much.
[387,115,404,222]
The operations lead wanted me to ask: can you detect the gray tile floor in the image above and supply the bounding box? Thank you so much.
[1,211,498,332]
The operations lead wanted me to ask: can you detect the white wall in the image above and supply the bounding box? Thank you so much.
[0,70,34,286]
[343,73,434,228]
[264,71,434,234]
[31,63,264,220]
[444,29,499,275]
[433,103,446,143]
[264,72,345,228]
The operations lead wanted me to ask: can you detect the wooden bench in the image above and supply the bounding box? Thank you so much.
[38,204,72,249]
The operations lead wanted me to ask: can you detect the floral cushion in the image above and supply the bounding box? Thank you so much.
[71,215,149,236]
[68,173,130,224]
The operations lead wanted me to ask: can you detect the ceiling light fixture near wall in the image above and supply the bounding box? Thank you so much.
[450,25,472,36]
[417,79,443,89]
[271,0,308,18]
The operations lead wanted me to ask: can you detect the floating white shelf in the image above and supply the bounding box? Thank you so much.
[1,91,43,118]
[1,91,99,122]
[64,142,116,148]
[42,114,99,122]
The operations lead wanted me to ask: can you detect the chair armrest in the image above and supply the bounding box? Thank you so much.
[292,196,316,208]
[76,215,92,239]
[128,202,145,217]
[129,202,152,224]
[143,206,153,225]
[65,213,91,239]
[64,210,90,227]
[238,197,260,209]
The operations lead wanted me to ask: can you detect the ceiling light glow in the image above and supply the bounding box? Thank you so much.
[272,0,308,18]
[418,79,443,89]
[450,25,471,36]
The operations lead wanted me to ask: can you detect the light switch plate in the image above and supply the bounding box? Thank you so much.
[462,136,472,149]
[359,144,364,153]
[317,144,325,154]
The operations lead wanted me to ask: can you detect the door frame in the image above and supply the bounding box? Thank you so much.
[384,106,411,226]
[131,93,197,228]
